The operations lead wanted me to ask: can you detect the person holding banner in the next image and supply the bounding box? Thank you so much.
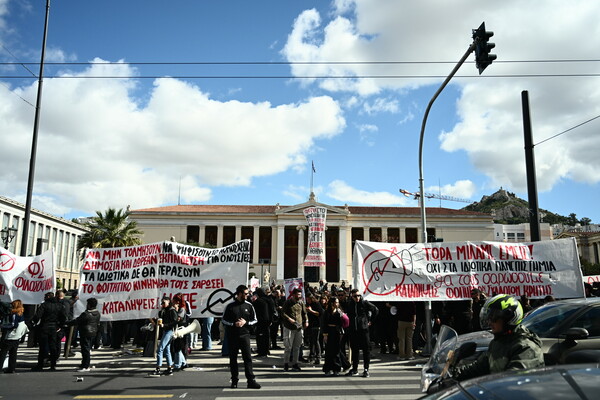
[222,285,261,389]
[151,296,178,376]
[31,292,67,372]
[0,299,28,373]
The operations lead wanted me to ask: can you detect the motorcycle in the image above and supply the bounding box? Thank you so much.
[420,325,481,394]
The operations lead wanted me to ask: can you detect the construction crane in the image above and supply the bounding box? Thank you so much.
[399,188,472,205]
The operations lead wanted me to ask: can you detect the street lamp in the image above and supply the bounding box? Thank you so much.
[1,227,18,249]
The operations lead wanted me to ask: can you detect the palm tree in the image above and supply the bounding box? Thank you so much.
[77,207,143,255]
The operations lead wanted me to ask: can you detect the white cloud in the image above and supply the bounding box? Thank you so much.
[363,97,399,115]
[426,180,477,200]
[327,180,407,205]
[0,60,346,214]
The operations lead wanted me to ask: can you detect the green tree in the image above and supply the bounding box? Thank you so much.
[580,217,592,226]
[77,208,142,256]
[567,213,578,226]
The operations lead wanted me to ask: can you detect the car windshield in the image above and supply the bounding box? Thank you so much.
[522,302,581,336]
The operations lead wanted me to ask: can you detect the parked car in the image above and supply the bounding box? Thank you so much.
[418,363,600,400]
[421,297,600,392]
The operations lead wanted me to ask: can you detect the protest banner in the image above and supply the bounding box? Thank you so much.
[75,240,250,321]
[284,277,304,300]
[584,275,600,285]
[303,206,326,268]
[354,238,584,301]
[0,248,55,304]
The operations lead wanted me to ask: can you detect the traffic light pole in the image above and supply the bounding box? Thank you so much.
[418,41,476,356]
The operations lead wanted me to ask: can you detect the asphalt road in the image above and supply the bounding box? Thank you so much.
[0,342,426,400]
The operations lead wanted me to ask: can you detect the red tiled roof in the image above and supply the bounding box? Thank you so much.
[131,204,489,217]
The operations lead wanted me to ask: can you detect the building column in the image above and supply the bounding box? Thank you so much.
[297,226,305,280]
[253,225,260,265]
[217,225,224,248]
[235,225,242,242]
[382,227,388,242]
[276,225,285,280]
[399,227,406,243]
[363,227,370,242]
[339,225,348,284]
[199,225,206,246]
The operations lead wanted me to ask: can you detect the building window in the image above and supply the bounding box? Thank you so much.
[186,226,199,244]
[517,233,525,241]
[351,227,364,252]
[388,228,400,243]
[205,226,217,247]
[241,227,254,260]
[369,228,382,242]
[258,226,272,263]
[405,228,418,243]
[223,226,236,246]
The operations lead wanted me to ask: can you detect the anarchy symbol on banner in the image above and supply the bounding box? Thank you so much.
[201,288,235,317]
[0,252,16,272]
[362,245,418,296]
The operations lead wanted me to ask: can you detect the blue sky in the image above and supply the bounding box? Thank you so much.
[0,0,599,224]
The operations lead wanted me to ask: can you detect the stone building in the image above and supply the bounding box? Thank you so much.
[129,196,493,284]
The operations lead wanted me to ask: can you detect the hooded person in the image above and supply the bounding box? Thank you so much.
[252,287,275,357]
[451,294,544,381]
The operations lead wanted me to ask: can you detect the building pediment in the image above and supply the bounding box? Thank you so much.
[276,193,350,216]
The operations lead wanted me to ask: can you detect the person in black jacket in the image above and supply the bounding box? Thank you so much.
[31,292,67,371]
[345,289,378,378]
[252,287,274,357]
[152,296,178,376]
[67,297,101,372]
[222,285,261,389]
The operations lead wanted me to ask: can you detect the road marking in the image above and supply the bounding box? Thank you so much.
[216,395,419,400]
[254,375,419,383]
[222,383,420,391]
[74,396,174,399]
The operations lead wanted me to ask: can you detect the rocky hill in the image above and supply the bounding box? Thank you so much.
[462,188,577,225]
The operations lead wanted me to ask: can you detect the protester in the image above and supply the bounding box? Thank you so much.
[171,294,188,371]
[66,297,101,372]
[395,300,416,361]
[321,296,350,376]
[345,289,378,377]
[252,287,274,357]
[31,292,67,371]
[151,296,178,376]
[0,299,28,373]
[306,294,324,365]
[471,289,487,331]
[222,284,261,389]
[281,288,308,372]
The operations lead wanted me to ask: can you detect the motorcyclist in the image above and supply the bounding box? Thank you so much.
[451,294,544,381]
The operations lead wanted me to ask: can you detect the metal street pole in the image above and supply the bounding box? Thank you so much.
[21,0,51,256]
[521,91,541,242]
[418,42,476,356]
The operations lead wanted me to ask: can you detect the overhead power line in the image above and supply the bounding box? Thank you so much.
[535,114,600,146]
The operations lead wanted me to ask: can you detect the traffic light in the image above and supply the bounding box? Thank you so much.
[472,22,496,74]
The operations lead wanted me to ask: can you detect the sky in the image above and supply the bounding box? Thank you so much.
[0,0,599,224]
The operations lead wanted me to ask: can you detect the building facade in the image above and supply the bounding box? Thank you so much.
[0,196,87,290]
[493,222,553,242]
[556,231,600,266]
[130,196,494,284]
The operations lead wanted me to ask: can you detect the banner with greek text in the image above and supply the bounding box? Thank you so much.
[354,238,584,301]
[0,248,55,304]
[584,275,600,285]
[303,206,326,267]
[75,240,250,321]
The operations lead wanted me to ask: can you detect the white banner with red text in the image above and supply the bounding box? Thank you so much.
[75,240,250,321]
[0,248,55,304]
[354,238,584,301]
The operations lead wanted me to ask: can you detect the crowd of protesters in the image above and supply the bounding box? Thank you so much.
[1,279,598,380]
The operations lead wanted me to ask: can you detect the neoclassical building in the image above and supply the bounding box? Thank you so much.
[0,196,87,290]
[130,195,494,284]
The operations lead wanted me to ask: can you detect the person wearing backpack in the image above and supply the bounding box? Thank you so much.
[66,297,101,372]
[31,292,67,371]
[0,299,28,373]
